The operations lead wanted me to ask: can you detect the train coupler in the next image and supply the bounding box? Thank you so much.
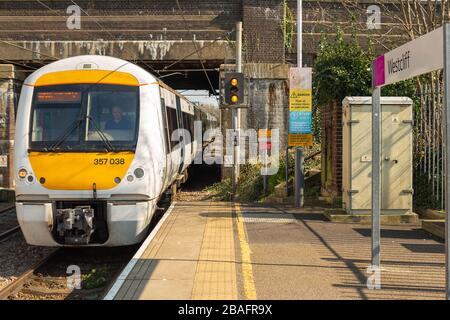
[56,206,95,245]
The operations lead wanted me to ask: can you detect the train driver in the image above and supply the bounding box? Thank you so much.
[105,106,132,130]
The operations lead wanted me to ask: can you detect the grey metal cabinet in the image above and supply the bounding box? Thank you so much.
[342,97,413,215]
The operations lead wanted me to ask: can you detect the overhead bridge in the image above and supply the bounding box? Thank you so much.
[0,40,233,65]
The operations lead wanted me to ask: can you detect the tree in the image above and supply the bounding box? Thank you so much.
[313,28,372,106]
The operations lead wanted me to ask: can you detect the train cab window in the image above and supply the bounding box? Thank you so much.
[30,84,139,152]
[31,88,82,145]
[86,87,138,144]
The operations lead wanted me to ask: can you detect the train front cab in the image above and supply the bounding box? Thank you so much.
[15,68,156,247]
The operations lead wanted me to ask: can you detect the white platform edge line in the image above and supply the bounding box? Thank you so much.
[103,202,176,300]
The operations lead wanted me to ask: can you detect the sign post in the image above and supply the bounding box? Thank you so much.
[443,23,450,300]
[259,129,272,195]
[372,24,449,299]
[289,67,312,207]
[371,68,381,269]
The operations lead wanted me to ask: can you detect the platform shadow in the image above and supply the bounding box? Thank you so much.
[353,228,437,240]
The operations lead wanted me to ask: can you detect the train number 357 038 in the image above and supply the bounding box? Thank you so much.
[93,158,126,165]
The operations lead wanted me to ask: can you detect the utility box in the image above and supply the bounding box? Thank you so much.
[342,97,413,216]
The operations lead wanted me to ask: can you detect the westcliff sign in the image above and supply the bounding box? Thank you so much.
[374,26,443,87]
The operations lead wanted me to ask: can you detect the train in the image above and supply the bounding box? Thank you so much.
[14,55,218,247]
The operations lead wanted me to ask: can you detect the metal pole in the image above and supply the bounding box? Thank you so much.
[372,65,381,269]
[297,0,302,67]
[443,22,450,300]
[294,147,304,207]
[285,147,289,195]
[293,0,305,207]
[437,79,442,206]
[233,21,242,194]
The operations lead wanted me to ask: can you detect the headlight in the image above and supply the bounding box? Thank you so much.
[134,168,145,179]
[18,168,28,179]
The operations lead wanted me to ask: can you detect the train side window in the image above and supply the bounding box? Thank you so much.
[160,98,170,154]
[175,96,183,130]
[166,106,179,149]
[182,112,195,142]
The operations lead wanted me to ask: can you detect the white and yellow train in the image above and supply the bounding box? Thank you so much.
[14,55,217,246]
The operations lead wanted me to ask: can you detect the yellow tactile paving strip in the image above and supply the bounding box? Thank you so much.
[113,201,239,300]
[191,202,238,299]
[235,203,257,299]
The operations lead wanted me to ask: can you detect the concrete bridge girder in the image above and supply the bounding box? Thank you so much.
[0,40,234,64]
[0,40,234,91]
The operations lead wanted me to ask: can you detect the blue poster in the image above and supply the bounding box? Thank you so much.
[289,111,312,134]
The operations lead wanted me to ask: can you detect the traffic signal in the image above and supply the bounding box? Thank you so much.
[224,72,244,105]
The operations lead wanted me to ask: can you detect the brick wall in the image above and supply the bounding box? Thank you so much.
[0,65,22,189]
[321,100,342,201]
[0,0,242,41]
[285,0,408,64]
[242,0,285,63]
[0,1,409,60]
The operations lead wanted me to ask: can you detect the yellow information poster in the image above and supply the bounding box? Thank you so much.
[288,133,313,147]
[289,89,312,112]
[288,67,313,147]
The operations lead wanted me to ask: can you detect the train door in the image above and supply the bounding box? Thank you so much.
[175,96,185,174]
[160,91,172,190]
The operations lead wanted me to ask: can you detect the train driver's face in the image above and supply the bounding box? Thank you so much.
[112,107,123,121]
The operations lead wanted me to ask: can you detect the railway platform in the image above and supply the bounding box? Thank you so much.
[105,201,447,300]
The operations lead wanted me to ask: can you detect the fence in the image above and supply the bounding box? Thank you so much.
[415,76,445,210]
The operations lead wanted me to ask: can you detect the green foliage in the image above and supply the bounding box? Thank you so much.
[282,1,295,53]
[313,27,417,107]
[313,28,372,106]
[268,153,293,193]
[203,166,264,202]
[304,185,321,197]
[203,147,321,203]
[382,80,417,98]
[204,178,232,201]
[82,267,108,289]
[413,169,441,210]
[236,163,264,202]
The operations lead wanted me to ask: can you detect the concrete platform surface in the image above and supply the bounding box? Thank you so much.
[323,210,419,225]
[106,201,446,300]
[422,220,445,240]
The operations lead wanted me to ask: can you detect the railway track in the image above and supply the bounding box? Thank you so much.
[0,246,137,300]
[0,203,135,300]
[0,225,20,242]
[0,204,19,242]
[0,249,59,300]
[0,199,171,300]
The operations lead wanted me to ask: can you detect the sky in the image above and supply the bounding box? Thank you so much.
[178,90,219,108]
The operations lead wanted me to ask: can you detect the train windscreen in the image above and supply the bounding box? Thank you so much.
[30,84,139,152]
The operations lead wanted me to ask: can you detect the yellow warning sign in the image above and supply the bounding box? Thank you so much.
[288,134,313,147]
[289,89,312,112]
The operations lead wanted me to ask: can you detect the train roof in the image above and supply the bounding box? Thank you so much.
[23,54,217,120]
[24,55,157,87]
